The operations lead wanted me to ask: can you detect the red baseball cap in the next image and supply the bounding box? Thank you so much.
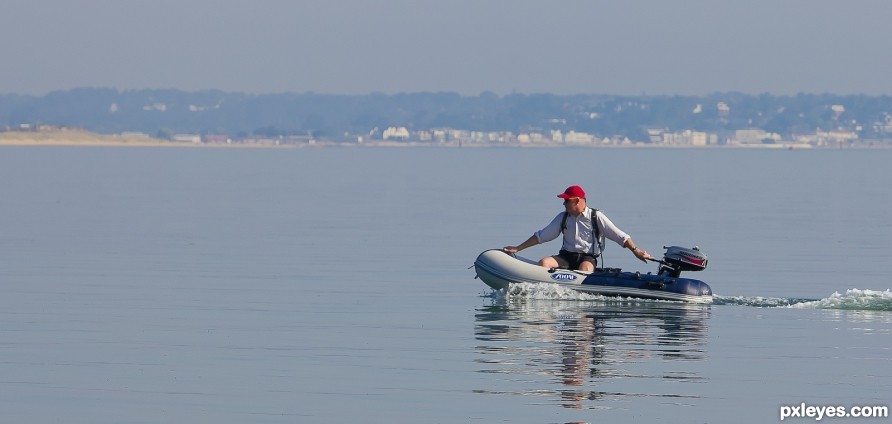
[557,185,586,199]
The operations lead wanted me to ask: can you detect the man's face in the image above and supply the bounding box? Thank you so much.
[563,197,585,215]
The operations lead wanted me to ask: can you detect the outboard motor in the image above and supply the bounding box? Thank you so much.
[657,246,707,278]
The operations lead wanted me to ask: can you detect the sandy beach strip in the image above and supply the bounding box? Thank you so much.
[0,129,197,147]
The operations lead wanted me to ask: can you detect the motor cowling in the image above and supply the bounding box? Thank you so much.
[658,246,707,277]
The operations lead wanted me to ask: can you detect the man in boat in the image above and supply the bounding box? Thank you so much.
[503,185,652,271]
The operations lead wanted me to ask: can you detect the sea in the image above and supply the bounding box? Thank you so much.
[0,146,889,424]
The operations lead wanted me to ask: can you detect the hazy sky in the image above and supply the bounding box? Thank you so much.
[3,0,890,96]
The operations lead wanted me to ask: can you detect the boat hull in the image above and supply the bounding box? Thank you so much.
[474,249,713,303]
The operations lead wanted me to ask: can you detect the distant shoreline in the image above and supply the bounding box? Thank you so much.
[2,128,890,149]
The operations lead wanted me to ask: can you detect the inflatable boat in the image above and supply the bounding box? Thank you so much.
[474,246,713,303]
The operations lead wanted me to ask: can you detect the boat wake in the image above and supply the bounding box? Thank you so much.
[714,289,892,311]
[487,284,892,312]
[488,282,699,304]
[498,282,613,301]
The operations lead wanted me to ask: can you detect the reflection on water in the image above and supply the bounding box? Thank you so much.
[474,297,711,410]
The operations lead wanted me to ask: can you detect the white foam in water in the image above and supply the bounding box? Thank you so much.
[713,289,892,311]
[503,282,608,301]
[492,282,679,304]
[712,295,804,307]
[787,288,892,311]
[492,285,892,311]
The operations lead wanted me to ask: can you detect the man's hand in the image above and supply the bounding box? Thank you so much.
[633,248,652,263]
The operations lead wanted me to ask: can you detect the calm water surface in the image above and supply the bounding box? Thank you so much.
[0,146,889,423]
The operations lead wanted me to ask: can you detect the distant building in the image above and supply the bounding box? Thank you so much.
[203,134,229,144]
[646,129,665,143]
[662,130,709,146]
[382,126,410,140]
[173,134,201,143]
[831,104,845,120]
[816,129,858,146]
[732,129,780,145]
[564,131,595,143]
[528,132,547,143]
[449,129,469,141]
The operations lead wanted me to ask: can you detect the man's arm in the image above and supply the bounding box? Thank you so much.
[623,239,653,263]
[503,235,538,254]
